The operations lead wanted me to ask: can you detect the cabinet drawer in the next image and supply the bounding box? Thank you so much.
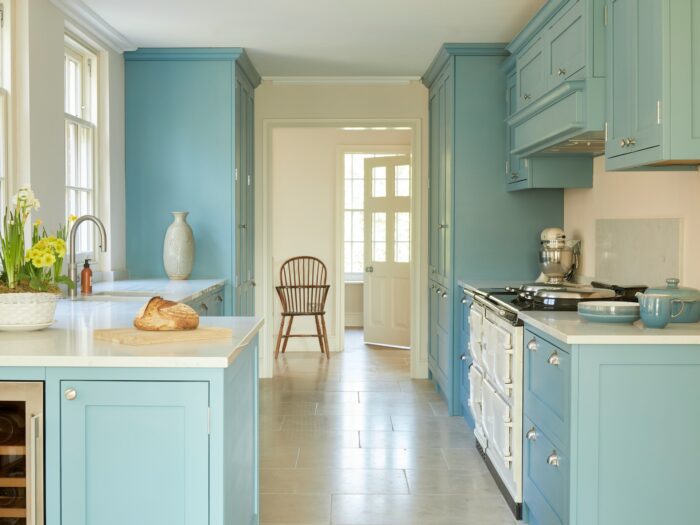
[548,0,586,88]
[190,289,225,317]
[518,37,547,109]
[524,331,570,446]
[523,416,569,525]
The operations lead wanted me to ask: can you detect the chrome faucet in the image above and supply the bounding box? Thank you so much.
[68,215,107,298]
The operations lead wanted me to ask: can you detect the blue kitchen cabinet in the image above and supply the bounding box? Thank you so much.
[504,59,593,191]
[507,0,606,158]
[125,49,260,315]
[605,0,700,169]
[522,326,700,525]
[60,381,210,525]
[423,44,564,415]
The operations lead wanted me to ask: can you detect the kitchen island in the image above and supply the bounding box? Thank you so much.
[0,281,262,525]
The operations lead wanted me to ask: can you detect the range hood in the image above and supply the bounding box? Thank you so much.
[507,79,605,157]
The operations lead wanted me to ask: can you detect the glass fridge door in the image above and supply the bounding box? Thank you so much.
[0,383,43,525]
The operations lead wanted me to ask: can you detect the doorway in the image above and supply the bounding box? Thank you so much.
[340,149,412,350]
[259,119,425,379]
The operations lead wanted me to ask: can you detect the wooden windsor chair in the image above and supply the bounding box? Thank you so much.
[274,256,331,359]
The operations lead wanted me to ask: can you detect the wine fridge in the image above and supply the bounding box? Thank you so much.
[0,383,43,525]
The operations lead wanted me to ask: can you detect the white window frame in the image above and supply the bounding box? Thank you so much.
[341,151,404,282]
[0,2,10,213]
[64,34,98,262]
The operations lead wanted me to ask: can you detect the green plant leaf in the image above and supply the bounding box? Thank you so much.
[55,275,76,290]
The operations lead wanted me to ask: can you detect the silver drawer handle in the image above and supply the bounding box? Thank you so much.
[547,450,560,467]
[557,67,566,76]
[526,427,538,441]
[527,338,538,352]
[548,352,560,366]
[64,388,77,401]
[200,302,209,313]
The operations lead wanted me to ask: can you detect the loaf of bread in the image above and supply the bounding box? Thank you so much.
[133,297,200,331]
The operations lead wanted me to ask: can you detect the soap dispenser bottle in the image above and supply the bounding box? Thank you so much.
[81,259,93,295]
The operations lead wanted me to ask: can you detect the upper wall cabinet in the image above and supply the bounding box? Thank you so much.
[124,49,260,316]
[506,0,607,157]
[605,0,700,170]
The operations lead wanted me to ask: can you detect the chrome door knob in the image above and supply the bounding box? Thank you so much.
[526,427,538,441]
[557,67,566,76]
[548,352,560,366]
[459,354,467,361]
[365,266,374,273]
[435,288,442,295]
[523,93,532,100]
[64,388,77,401]
[620,139,627,148]
[547,450,560,467]
[526,338,538,352]
[441,292,448,299]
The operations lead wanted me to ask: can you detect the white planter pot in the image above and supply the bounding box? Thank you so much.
[163,211,195,280]
[0,293,60,327]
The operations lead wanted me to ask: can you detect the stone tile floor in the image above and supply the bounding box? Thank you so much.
[259,329,518,525]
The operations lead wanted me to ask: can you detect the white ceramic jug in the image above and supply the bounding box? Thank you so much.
[163,211,195,280]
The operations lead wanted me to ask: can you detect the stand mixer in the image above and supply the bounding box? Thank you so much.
[537,227,580,284]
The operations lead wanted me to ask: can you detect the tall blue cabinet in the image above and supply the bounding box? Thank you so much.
[423,45,565,417]
[125,49,260,315]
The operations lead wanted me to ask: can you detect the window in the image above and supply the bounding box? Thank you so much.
[343,153,403,280]
[64,36,97,256]
[0,3,9,213]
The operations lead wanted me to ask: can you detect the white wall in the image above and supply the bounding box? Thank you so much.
[11,0,126,275]
[564,156,700,288]
[270,127,412,351]
[345,282,363,327]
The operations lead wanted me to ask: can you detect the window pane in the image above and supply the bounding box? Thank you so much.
[351,179,363,209]
[395,212,411,263]
[372,212,386,262]
[66,124,77,186]
[65,57,81,117]
[79,127,93,188]
[372,166,386,197]
[344,242,352,273]
[351,211,363,243]
[344,211,352,241]
[351,243,364,273]
[395,164,410,197]
[344,180,353,209]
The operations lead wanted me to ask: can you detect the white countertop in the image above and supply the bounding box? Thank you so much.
[518,310,700,345]
[92,278,225,302]
[0,279,263,368]
[459,278,700,345]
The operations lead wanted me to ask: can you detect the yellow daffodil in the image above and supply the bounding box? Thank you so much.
[68,214,77,223]
[34,219,42,227]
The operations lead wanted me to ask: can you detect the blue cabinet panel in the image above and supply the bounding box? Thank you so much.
[60,380,210,525]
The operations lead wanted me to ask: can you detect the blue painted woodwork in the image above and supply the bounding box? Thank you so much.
[60,380,210,524]
[605,0,700,169]
[5,337,259,525]
[522,325,700,524]
[458,290,475,428]
[504,59,593,191]
[506,0,606,157]
[124,48,260,315]
[423,45,564,415]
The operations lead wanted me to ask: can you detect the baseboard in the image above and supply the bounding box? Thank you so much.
[344,312,363,328]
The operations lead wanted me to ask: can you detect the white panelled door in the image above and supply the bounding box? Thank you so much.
[363,155,411,348]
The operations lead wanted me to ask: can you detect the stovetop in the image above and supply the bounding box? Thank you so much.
[478,289,579,313]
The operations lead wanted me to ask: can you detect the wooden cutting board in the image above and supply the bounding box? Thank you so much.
[94,327,233,346]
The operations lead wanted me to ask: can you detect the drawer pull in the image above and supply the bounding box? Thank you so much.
[547,352,560,366]
[526,427,538,441]
[200,302,209,313]
[547,450,560,468]
[527,338,538,352]
[215,295,223,303]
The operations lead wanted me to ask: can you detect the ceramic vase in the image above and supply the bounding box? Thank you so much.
[163,212,195,280]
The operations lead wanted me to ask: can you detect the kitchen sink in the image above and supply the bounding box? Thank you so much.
[72,291,156,302]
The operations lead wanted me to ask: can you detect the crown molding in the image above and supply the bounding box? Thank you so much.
[263,76,421,86]
[49,0,136,53]
[422,43,508,88]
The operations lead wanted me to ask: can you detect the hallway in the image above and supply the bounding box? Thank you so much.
[259,329,517,524]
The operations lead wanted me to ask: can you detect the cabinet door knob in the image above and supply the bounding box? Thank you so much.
[628,137,636,146]
[461,297,468,304]
[510,171,519,179]
[557,67,566,76]
[547,450,560,467]
[459,354,467,361]
[526,427,538,441]
[523,93,532,100]
[526,338,538,352]
[200,302,209,313]
[64,388,77,401]
[547,352,560,366]
[435,288,442,295]
[620,139,627,148]
[216,295,223,303]
[365,266,374,273]
[441,292,448,299]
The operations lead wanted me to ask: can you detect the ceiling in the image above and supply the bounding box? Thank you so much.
[81,0,546,77]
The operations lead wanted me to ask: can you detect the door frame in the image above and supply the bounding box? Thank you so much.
[336,146,412,351]
[258,118,426,379]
